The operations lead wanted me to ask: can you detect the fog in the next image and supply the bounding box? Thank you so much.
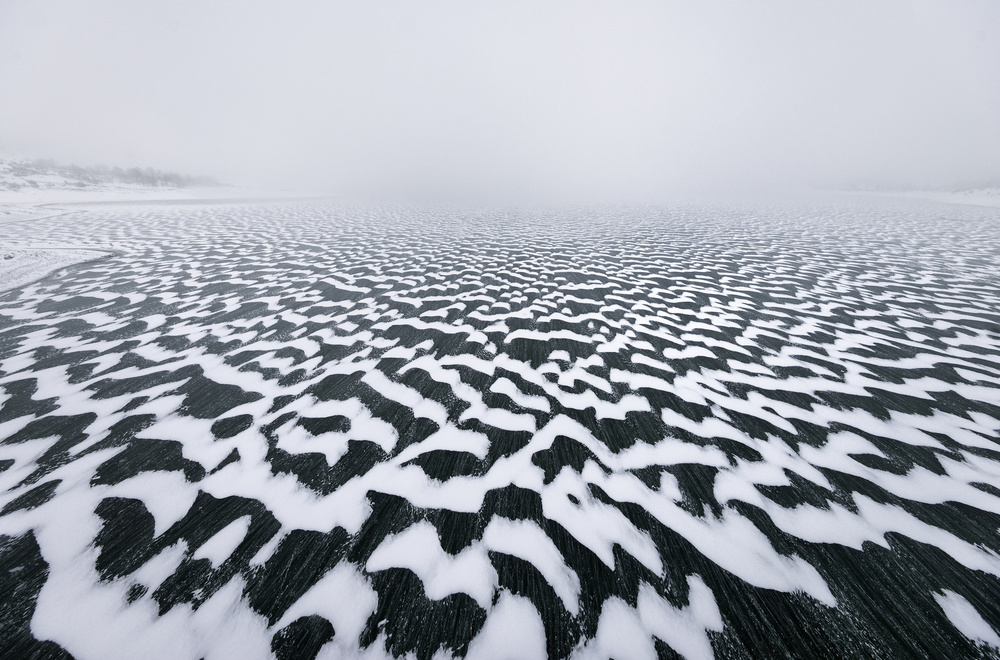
[1,0,998,200]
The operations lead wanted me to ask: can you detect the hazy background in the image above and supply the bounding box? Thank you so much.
[1,0,998,200]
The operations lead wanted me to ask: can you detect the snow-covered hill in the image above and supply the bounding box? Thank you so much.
[0,158,218,194]
[0,157,245,207]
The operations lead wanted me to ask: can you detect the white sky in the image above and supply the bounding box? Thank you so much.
[1,0,998,199]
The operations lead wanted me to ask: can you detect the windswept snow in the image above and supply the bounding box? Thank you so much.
[1,195,999,659]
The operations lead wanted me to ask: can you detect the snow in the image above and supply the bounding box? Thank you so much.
[0,248,109,294]
[934,590,1000,647]
[1,192,999,658]
[466,594,548,660]
[366,521,497,608]
[192,517,252,568]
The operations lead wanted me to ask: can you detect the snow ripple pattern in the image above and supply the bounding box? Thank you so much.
[1,199,1000,659]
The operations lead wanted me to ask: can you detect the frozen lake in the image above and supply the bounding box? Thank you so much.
[1,196,1000,659]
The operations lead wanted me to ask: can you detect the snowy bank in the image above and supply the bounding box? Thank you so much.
[855,187,1000,209]
[0,248,110,294]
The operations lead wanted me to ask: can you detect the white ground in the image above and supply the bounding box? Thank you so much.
[854,187,1000,209]
[1,162,327,293]
[0,248,110,294]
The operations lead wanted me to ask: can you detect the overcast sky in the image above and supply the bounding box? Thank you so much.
[1,0,998,199]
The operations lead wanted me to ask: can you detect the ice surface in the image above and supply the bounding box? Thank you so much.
[1,195,999,658]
